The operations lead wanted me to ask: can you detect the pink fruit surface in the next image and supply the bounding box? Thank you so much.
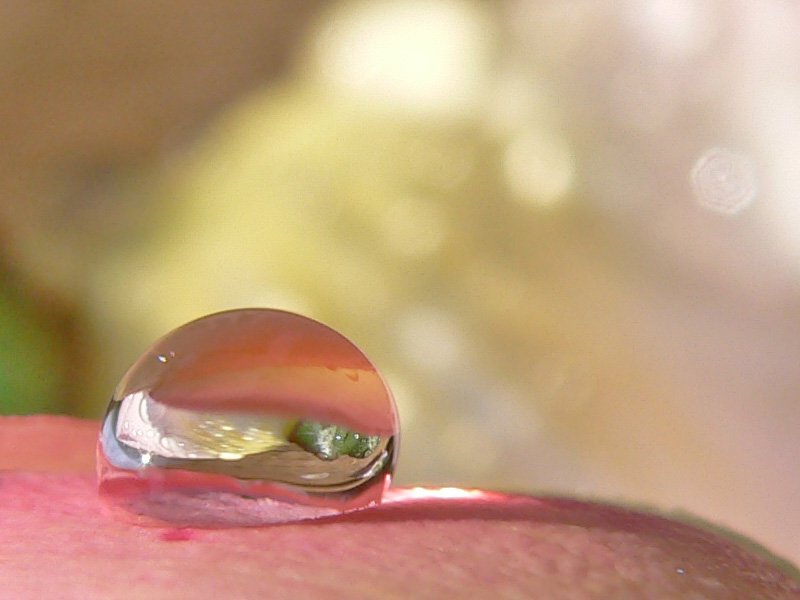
[0,416,797,599]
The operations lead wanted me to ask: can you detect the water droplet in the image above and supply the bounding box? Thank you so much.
[97,308,399,527]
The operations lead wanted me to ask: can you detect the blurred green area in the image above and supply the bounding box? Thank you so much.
[0,286,63,415]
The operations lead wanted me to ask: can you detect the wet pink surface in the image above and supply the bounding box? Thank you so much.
[159,528,195,542]
[1,416,798,599]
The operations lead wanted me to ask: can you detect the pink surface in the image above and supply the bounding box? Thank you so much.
[0,415,97,473]
[1,416,798,599]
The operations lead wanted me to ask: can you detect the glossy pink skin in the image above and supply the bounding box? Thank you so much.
[1,416,798,599]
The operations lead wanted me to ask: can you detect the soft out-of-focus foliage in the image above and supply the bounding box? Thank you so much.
[0,288,63,414]
[1,0,798,566]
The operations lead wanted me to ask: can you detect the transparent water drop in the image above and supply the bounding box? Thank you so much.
[97,309,399,527]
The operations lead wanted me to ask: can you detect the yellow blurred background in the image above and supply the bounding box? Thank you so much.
[1,1,798,565]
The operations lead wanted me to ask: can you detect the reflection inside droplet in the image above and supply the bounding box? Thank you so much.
[97,309,399,527]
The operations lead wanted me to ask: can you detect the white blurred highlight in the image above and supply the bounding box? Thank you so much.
[690,147,757,215]
[314,0,493,117]
[626,0,715,59]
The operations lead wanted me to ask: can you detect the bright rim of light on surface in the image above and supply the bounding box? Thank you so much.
[384,487,499,503]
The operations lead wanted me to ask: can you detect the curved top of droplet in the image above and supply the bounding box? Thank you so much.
[114,309,398,436]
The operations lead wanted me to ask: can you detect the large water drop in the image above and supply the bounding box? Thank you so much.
[97,309,399,527]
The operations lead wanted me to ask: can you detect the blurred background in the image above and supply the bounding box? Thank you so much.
[1,0,798,564]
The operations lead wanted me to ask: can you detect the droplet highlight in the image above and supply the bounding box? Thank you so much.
[97,309,399,527]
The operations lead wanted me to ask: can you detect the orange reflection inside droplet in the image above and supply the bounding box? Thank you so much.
[117,309,398,436]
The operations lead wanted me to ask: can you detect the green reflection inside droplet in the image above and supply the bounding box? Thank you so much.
[289,420,381,460]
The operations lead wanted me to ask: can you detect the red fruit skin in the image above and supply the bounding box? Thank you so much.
[1,416,798,599]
